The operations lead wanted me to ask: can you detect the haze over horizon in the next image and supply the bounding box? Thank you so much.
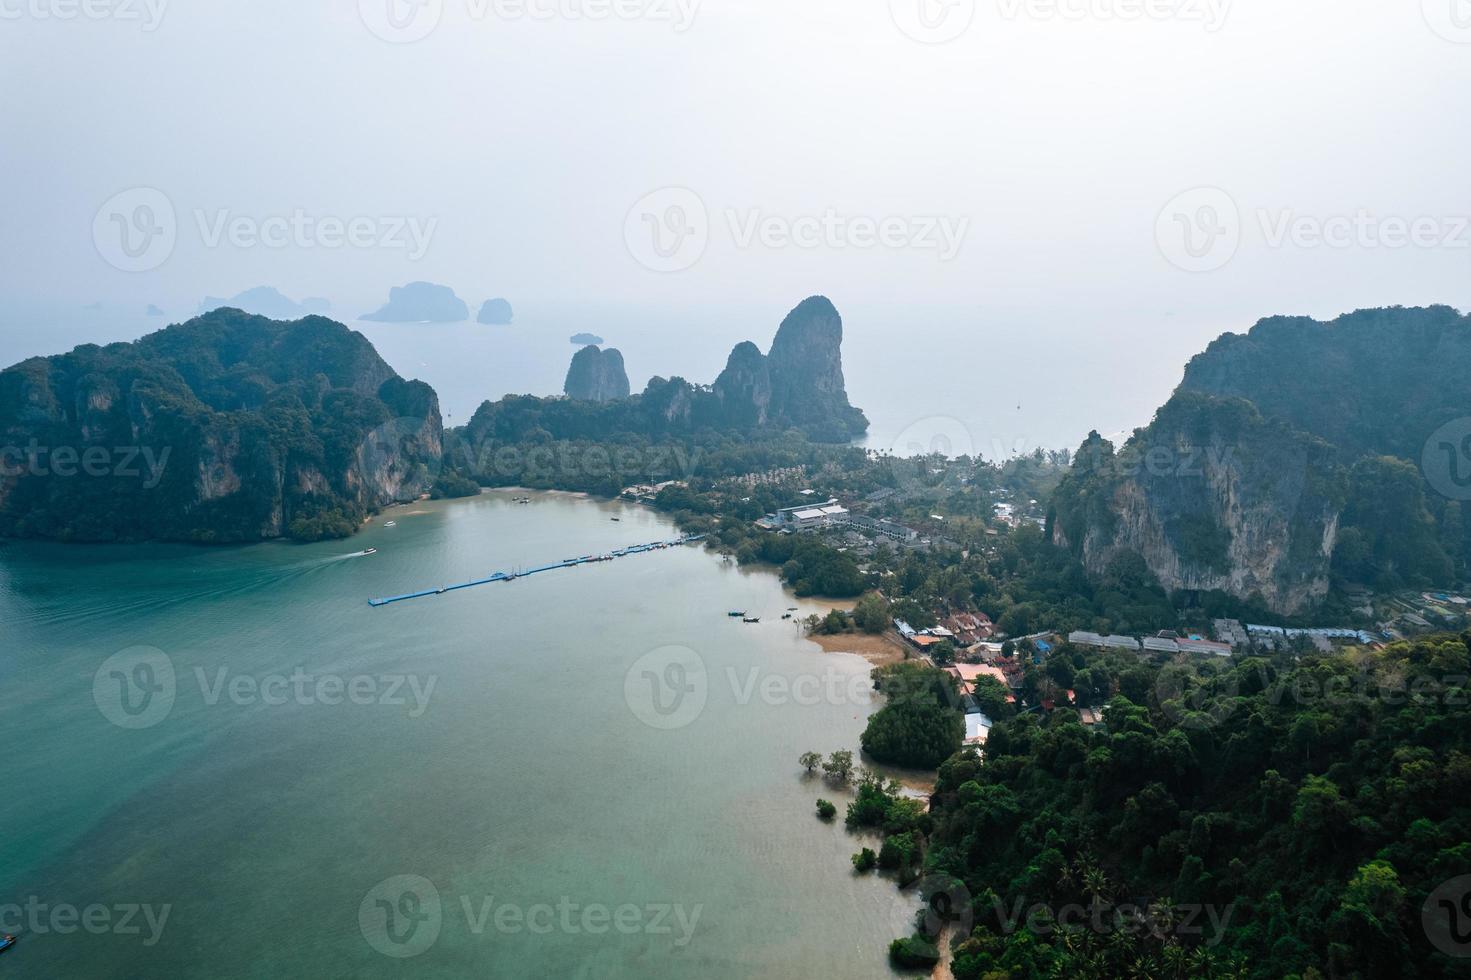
[4,0,1470,454]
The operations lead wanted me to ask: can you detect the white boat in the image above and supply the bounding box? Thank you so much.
[384,521,397,527]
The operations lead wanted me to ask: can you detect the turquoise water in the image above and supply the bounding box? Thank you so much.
[0,492,915,977]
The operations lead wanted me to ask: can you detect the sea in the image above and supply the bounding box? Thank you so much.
[0,491,917,977]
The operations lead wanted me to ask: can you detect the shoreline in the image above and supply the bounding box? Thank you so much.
[804,629,912,668]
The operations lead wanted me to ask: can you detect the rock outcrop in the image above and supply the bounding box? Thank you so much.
[198,286,330,319]
[1051,306,1471,613]
[0,309,443,542]
[712,341,772,428]
[564,346,631,402]
[477,298,514,325]
[362,282,469,323]
[467,295,869,446]
[708,296,867,439]
[764,296,866,438]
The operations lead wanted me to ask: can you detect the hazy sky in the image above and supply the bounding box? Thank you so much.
[3,0,1469,453]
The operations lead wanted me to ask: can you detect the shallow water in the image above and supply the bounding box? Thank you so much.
[0,492,915,978]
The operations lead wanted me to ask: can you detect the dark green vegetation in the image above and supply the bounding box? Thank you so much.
[860,662,965,769]
[460,295,867,467]
[816,798,837,821]
[1051,306,1471,614]
[0,309,447,542]
[882,633,1471,978]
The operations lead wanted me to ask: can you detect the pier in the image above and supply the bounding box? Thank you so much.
[367,534,705,607]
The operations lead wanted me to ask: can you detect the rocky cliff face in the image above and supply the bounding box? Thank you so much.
[766,296,863,434]
[709,296,867,438]
[461,295,870,461]
[0,309,443,542]
[712,341,772,428]
[1050,306,1470,613]
[563,346,631,402]
[1052,397,1344,614]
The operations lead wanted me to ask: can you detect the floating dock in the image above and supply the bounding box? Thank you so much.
[367,534,705,607]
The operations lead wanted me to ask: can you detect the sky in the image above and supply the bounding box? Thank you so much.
[2,0,1469,455]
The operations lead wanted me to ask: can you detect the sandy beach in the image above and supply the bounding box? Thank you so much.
[805,629,912,667]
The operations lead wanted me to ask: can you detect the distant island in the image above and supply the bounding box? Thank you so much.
[477,298,514,325]
[145,304,165,317]
[569,332,604,346]
[361,281,469,323]
[198,286,330,319]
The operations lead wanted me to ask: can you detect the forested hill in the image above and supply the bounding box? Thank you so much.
[923,631,1471,978]
[1178,305,1471,464]
[1050,306,1471,613]
[460,295,869,450]
[0,308,443,542]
